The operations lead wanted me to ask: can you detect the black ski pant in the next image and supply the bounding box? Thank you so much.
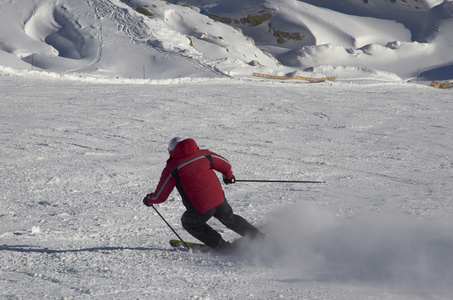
[181,200,262,248]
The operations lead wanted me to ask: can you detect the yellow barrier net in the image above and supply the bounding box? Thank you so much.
[430,80,453,89]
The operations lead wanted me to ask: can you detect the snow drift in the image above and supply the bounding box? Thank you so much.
[1,0,453,80]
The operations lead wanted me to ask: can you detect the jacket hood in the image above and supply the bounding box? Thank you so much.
[171,138,198,159]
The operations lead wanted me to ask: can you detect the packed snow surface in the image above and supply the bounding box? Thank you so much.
[1,69,453,299]
[1,0,453,299]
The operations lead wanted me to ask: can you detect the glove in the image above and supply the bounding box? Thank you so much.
[143,195,152,207]
[223,175,236,185]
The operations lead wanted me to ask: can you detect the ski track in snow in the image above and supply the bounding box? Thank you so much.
[1,72,453,299]
[65,0,103,72]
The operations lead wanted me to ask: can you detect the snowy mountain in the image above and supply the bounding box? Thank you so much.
[1,0,452,80]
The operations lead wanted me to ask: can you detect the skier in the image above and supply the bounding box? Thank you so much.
[143,137,264,249]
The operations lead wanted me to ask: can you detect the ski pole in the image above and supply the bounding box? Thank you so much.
[236,179,325,184]
[150,204,190,250]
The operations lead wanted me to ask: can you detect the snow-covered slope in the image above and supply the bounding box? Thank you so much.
[2,1,453,299]
[173,0,453,80]
[1,0,452,80]
[2,69,453,299]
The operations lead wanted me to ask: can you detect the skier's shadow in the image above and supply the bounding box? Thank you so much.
[0,244,166,254]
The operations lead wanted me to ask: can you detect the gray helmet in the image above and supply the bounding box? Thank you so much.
[168,137,184,153]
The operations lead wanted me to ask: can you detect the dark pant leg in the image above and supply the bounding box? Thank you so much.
[214,200,264,239]
[181,209,227,248]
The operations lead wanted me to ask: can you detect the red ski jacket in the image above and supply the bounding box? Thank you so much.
[146,139,234,213]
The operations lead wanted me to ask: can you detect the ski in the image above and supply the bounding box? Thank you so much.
[169,239,207,249]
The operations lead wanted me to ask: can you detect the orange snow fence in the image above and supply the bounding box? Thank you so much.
[252,72,336,82]
[430,80,453,89]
